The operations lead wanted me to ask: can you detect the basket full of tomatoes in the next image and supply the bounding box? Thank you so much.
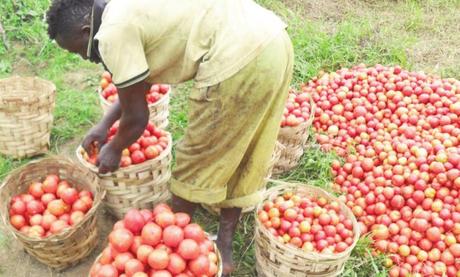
[254,180,359,277]
[76,121,172,219]
[89,204,222,277]
[0,157,104,270]
[274,89,316,175]
[99,71,171,129]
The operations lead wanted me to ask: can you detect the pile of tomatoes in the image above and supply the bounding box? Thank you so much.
[257,191,355,254]
[306,64,460,276]
[100,72,170,104]
[281,89,312,128]
[90,204,219,277]
[83,121,169,168]
[9,174,93,238]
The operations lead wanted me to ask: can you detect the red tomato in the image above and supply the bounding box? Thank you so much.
[28,182,44,198]
[26,200,45,216]
[10,200,26,215]
[70,211,85,225]
[141,223,162,246]
[167,253,186,274]
[49,220,69,234]
[61,187,79,205]
[189,255,210,276]
[153,204,172,216]
[124,209,145,234]
[72,199,89,213]
[183,223,205,243]
[177,239,200,260]
[136,244,154,264]
[124,259,145,276]
[43,175,59,194]
[41,214,57,230]
[155,212,175,228]
[147,249,169,270]
[139,209,153,223]
[41,193,56,206]
[131,150,146,164]
[109,229,134,252]
[56,181,70,198]
[162,225,184,248]
[174,213,191,228]
[113,252,134,272]
[96,264,118,277]
[47,199,69,217]
[150,271,172,277]
[10,214,26,230]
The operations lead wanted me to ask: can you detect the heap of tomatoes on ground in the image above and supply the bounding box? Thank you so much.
[90,204,219,277]
[83,121,169,168]
[258,191,355,254]
[304,64,460,276]
[100,72,170,104]
[9,174,94,238]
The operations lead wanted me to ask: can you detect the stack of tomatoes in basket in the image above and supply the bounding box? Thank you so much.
[83,121,169,168]
[100,72,169,105]
[90,204,220,277]
[9,174,93,238]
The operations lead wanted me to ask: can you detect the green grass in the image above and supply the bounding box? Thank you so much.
[1,0,460,276]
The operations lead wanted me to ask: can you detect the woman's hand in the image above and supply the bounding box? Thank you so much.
[82,123,109,154]
[96,143,122,174]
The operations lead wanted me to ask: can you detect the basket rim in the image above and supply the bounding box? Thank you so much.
[0,76,56,100]
[98,84,171,108]
[255,179,360,261]
[76,132,172,175]
[280,90,316,131]
[0,155,105,242]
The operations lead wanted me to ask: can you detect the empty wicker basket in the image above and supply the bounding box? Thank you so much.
[0,76,56,158]
[98,86,170,129]
[0,157,104,270]
[76,133,173,219]
[273,95,316,175]
[254,180,360,277]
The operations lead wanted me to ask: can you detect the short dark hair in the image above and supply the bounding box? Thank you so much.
[46,0,94,39]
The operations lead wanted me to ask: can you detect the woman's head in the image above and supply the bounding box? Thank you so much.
[46,0,94,59]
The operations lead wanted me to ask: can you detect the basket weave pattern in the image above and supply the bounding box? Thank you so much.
[98,88,170,129]
[0,157,104,270]
[76,134,173,219]
[273,96,316,175]
[0,76,56,158]
[254,180,360,277]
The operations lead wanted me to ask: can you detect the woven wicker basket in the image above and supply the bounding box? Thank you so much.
[0,76,56,158]
[76,134,172,219]
[98,86,170,129]
[273,95,316,175]
[201,141,285,216]
[89,232,223,277]
[254,180,360,277]
[0,157,104,270]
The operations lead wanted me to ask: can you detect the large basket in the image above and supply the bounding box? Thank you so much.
[255,180,360,277]
[273,95,316,175]
[89,232,223,277]
[0,157,104,270]
[76,134,173,219]
[201,141,285,216]
[0,76,56,158]
[98,86,170,129]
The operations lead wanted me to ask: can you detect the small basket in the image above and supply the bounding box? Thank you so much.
[89,232,223,277]
[0,76,56,158]
[254,180,360,277]
[201,141,285,216]
[0,157,104,270]
[98,86,171,129]
[273,94,316,175]
[76,134,173,219]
